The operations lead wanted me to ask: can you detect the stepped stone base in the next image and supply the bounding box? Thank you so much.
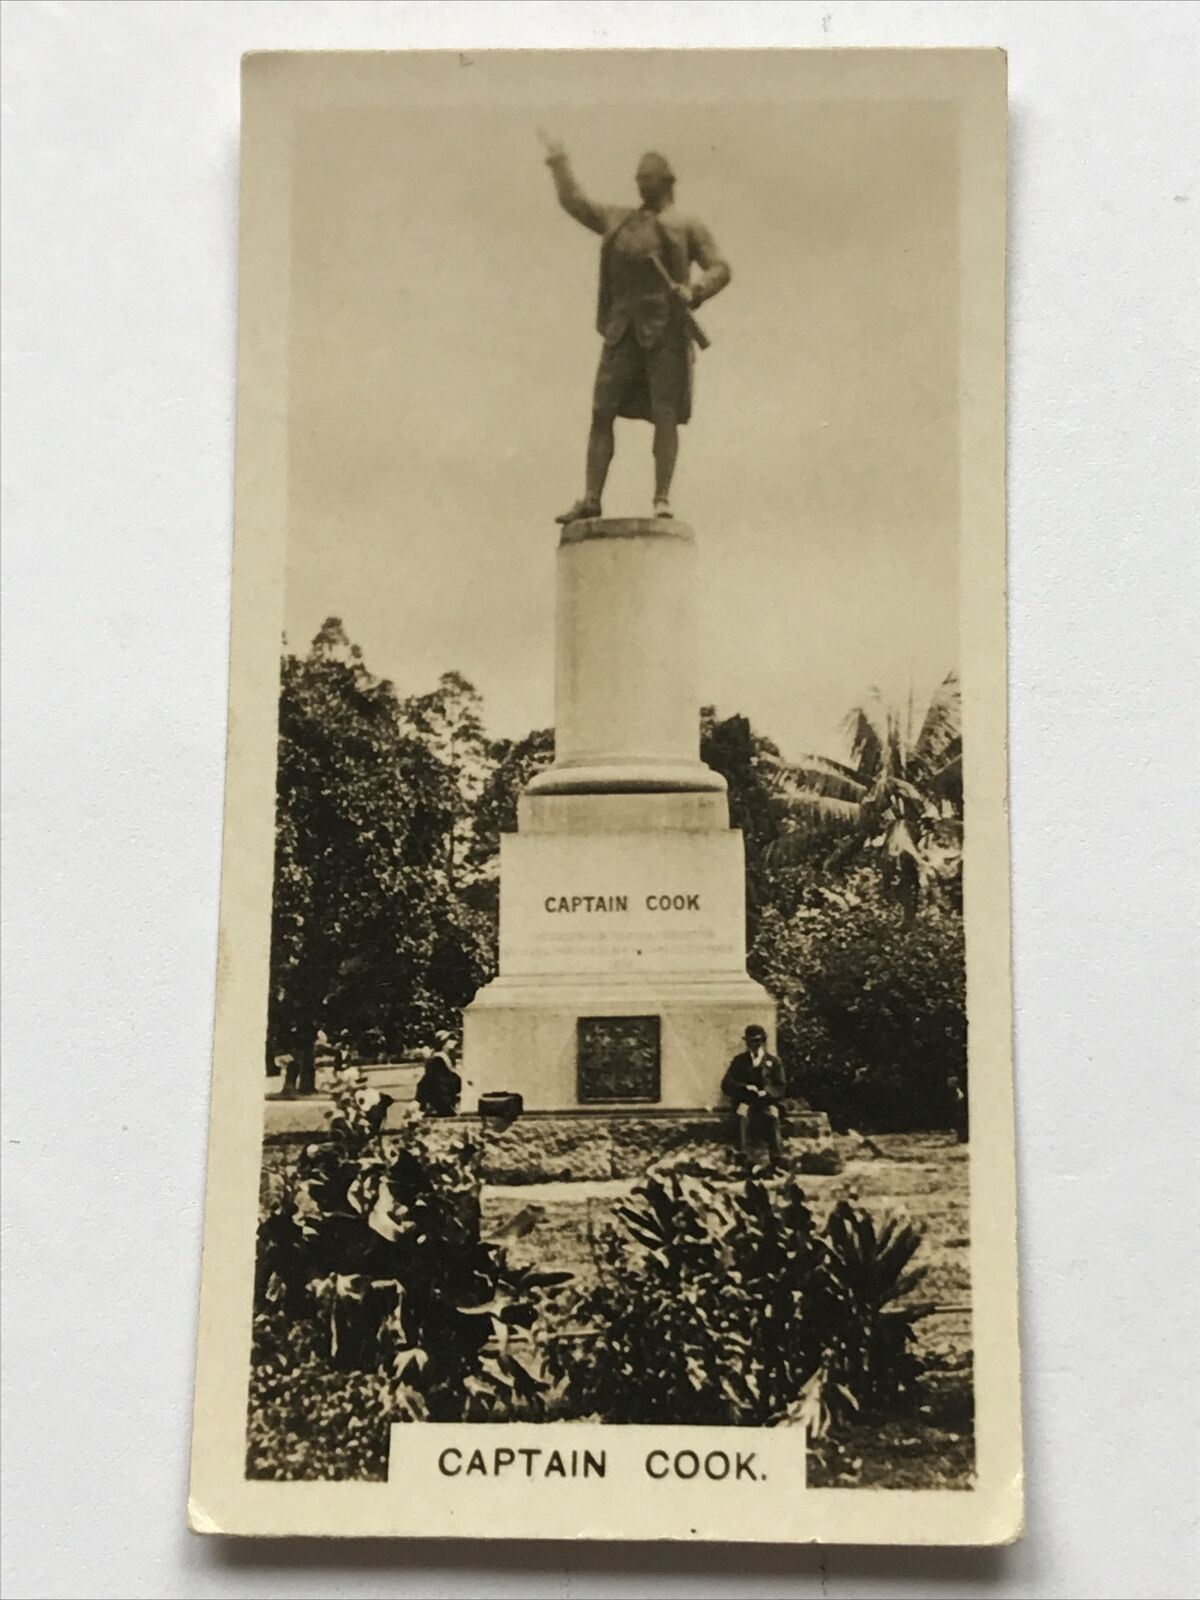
[263,1099,834,1183]
[422,1107,833,1185]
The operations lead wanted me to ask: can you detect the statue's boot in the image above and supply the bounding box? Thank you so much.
[653,497,673,519]
[555,497,601,525]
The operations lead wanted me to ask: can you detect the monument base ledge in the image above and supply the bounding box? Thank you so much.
[524,758,727,797]
[462,970,776,1113]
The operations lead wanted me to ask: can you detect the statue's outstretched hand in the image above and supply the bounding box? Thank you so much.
[537,127,566,161]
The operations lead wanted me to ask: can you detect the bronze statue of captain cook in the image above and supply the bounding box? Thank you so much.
[540,133,732,524]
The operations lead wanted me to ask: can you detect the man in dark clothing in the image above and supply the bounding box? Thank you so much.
[722,1025,787,1164]
[416,1031,462,1117]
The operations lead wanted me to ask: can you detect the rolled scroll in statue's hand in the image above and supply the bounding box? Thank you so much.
[650,252,711,350]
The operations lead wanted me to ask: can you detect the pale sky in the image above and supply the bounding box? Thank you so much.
[284,94,959,760]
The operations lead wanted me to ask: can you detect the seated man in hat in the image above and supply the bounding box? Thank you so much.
[416,1030,462,1117]
[721,1025,787,1166]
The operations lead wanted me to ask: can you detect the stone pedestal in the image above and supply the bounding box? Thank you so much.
[526,518,724,795]
[463,518,775,1113]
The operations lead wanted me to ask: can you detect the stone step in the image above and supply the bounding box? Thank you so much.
[425,1108,832,1184]
[263,1099,832,1174]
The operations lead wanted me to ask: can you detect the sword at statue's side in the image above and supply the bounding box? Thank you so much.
[649,252,711,351]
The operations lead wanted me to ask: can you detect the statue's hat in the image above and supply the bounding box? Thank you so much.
[636,151,675,183]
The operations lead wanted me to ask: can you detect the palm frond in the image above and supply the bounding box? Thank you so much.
[766,795,860,867]
[887,777,930,809]
[788,756,868,806]
[753,745,800,797]
[843,695,888,782]
[926,743,963,807]
[914,672,961,772]
[782,792,862,831]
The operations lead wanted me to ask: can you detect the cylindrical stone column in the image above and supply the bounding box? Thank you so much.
[526,517,725,794]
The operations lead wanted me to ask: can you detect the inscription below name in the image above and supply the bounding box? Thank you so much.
[543,893,701,914]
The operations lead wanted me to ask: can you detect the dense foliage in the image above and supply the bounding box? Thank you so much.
[248,1073,568,1477]
[267,623,966,1130]
[550,1172,925,1431]
[249,1099,937,1475]
[750,878,967,1131]
[698,690,966,1130]
[699,708,790,923]
[267,623,499,1089]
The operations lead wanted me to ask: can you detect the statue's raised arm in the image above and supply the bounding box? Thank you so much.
[538,129,624,237]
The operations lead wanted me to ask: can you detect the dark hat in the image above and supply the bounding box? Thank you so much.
[744,1024,768,1042]
[636,150,675,184]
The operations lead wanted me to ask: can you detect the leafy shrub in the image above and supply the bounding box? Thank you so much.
[550,1173,925,1433]
[249,1073,569,1477]
[246,1310,396,1480]
[807,1368,975,1489]
[750,887,966,1131]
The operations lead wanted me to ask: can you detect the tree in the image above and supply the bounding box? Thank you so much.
[700,709,792,937]
[768,674,963,921]
[750,880,966,1131]
[268,621,457,1091]
[398,672,492,895]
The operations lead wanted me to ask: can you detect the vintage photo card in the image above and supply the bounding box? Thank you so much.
[189,48,1019,1544]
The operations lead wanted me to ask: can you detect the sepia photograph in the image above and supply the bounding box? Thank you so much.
[6,3,1198,1593]
[184,47,1018,1543]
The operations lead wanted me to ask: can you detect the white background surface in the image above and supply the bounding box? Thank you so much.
[2,3,1197,1597]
